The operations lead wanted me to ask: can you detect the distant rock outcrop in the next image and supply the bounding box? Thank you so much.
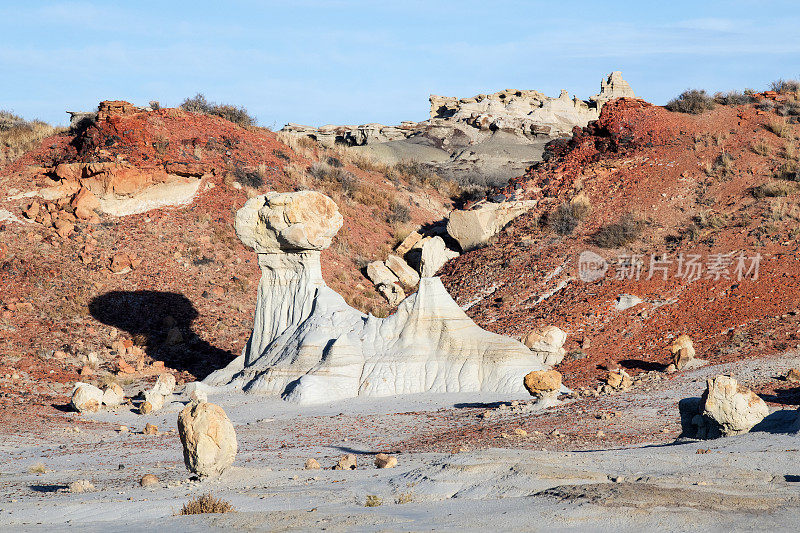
[203,191,551,404]
[280,73,635,187]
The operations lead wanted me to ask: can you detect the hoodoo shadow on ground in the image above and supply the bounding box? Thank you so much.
[88,290,236,379]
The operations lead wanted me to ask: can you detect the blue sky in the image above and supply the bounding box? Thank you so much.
[2,1,800,127]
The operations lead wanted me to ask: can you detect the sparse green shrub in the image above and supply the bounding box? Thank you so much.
[592,214,643,248]
[548,197,591,235]
[665,90,716,114]
[179,493,234,515]
[181,93,256,127]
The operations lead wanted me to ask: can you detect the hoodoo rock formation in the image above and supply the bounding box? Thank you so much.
[204,191,550,404]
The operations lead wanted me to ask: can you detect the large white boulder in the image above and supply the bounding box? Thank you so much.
[385,254,420,289]
[447,200,536,252]
[177,400,237,477]
[702,375,769,436]
[204,191,551,404]
[71,382,104,413]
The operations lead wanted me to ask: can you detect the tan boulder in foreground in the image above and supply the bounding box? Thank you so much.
[702,375,769,436]
[178,401,238,477]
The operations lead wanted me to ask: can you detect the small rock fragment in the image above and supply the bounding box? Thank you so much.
[139,474,159,487]
[143,423,158,435]
[304,458,321,470]
[374,453,397,469]
[786,368,800,383]
[68,480,95,493]
[139,401,153,415]
[333,454,357,470]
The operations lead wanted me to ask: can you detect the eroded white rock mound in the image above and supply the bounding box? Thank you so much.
[204,191,550,404]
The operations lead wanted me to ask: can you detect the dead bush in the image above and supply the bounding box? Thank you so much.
[714,91,753,106]
[665,90,716,114]
[308,161,359,197]
[770,79,800,95]
[766,118,791,138]
[180,93,256,128]
[179,493,234,515]
[752,181,795,199]
[229,163,267,189]
[592,214,643,248]
[548,196,591,235]
[386,200,411,223]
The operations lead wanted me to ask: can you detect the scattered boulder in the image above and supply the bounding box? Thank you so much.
[71,187,100,221]
[366,261,399,287]
[701,375,769,436]
[143,423,158,435]
[395,231,422,256]
[304,458,321,470]
[101,383,124,407]
[142,373,176,412]
[446,200,536,251]
[385,254,420,289]
[139,474,159,487]
[68,480,95,493]
[177,401,238,477]
[785,368,800,383]
[374,453,398,469]
[333,454,357,470]
[376,282,405,306]
[615,294,642,311]
[139,401,153,415]
[522,326,567,365]
[70,382,103,413]
[606,369,632,392]
[671,335,695,370]
[420,236,459,277]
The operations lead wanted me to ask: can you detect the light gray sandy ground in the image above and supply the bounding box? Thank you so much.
[2,353,800,532]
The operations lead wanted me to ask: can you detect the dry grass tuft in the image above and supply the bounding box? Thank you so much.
[592,214,643,248]
[365,495,383,507]
[752,181,796,199]
[28,463,46,474]
[179,493,235,515]
[548,195,591,235]
[766,118,791,138]
[0,111,60,164]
